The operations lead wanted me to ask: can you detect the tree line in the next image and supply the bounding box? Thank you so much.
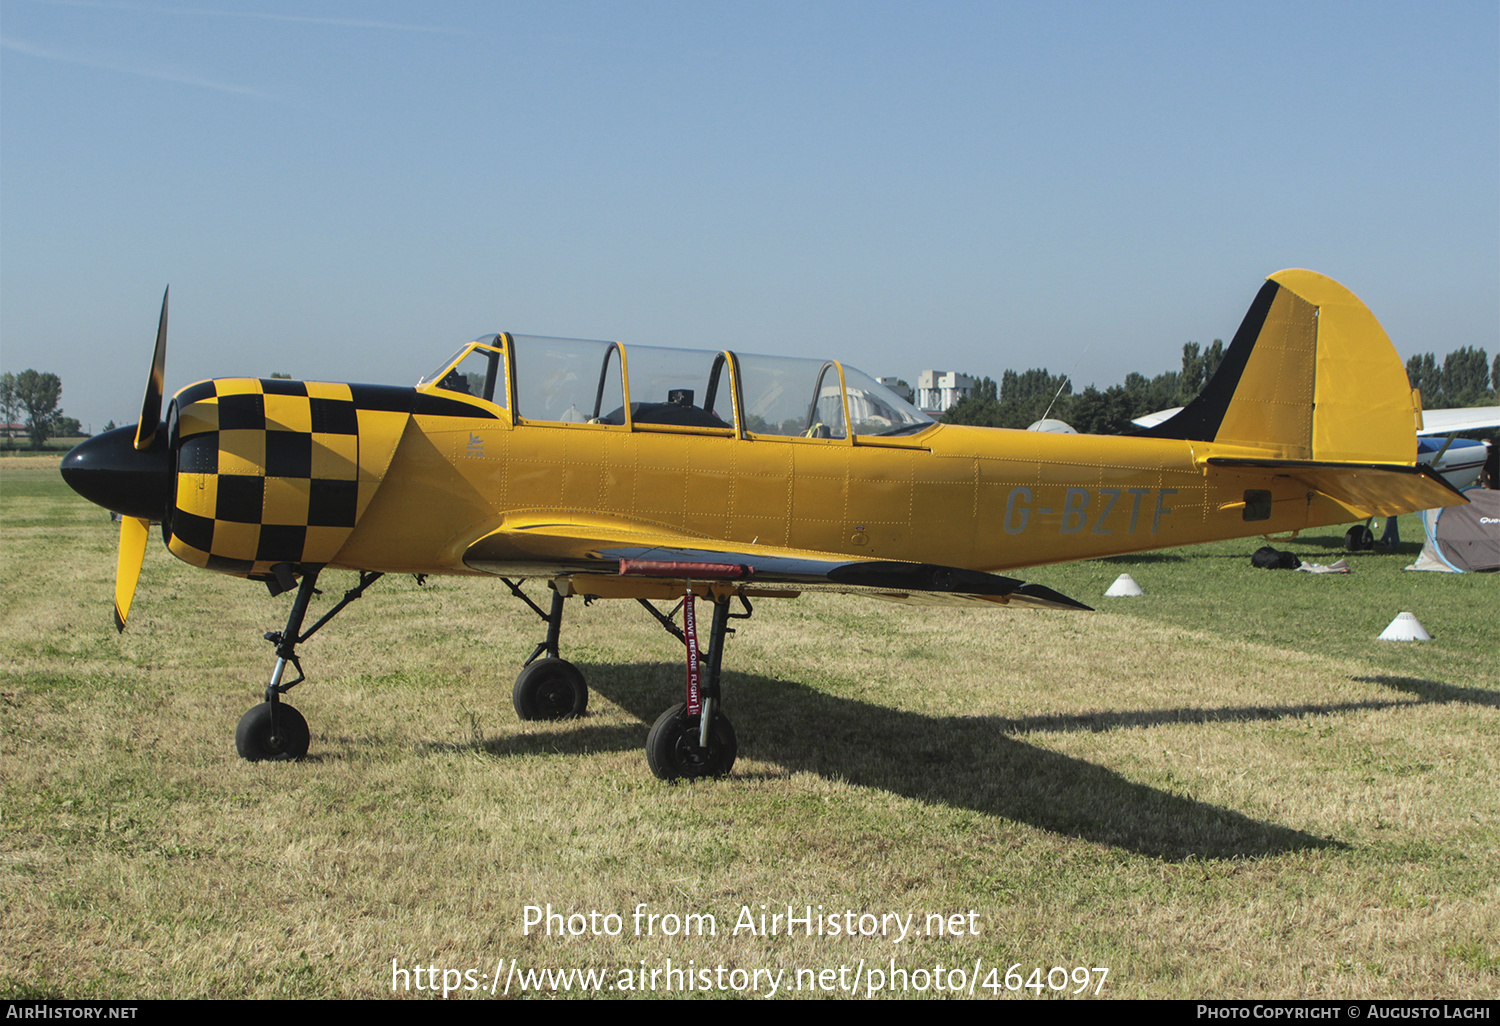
[2,346,1494,449]
[943,344,1496,434]
[943,340,1227,434]
[0,370,80,450]
[1403,347,1497,411]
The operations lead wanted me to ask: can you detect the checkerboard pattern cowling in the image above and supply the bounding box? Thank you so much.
[166,378,363,576]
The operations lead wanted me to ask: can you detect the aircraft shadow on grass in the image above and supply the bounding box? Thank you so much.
[442,661,1453,862]
[1358,675,1500,709]
[1101,533,1431,562]
[1251,532,1426,558]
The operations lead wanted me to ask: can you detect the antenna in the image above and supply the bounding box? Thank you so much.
[1035,343,1090,428]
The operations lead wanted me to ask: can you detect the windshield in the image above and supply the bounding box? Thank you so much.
[419,336,506,406]
[418,346,471,387]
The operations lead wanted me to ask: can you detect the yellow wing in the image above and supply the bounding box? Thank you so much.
[462,514,1090,610]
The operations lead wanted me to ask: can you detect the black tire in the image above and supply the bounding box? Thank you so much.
[513,658,589,720]
[235,702,310,761]
[645,702,737,780]
[1344,525,1375,552]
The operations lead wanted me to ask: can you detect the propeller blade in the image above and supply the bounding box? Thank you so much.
[114,515,150,632]
[133,286,169,451]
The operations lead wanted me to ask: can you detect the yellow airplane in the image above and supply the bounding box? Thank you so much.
[61,270,1464,778]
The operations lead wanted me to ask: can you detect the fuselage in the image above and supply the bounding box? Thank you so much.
[331,408,1347,577]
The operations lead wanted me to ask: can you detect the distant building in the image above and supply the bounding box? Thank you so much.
[877,377,914,404]
[915,370,974,413]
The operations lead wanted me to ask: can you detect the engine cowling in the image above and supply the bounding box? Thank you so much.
[163,377,413,579]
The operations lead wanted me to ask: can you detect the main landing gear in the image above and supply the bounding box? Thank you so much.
[504,582,589,720]
[234,565,383,762]
[232,567,750,779]
[646,703,738,780]
[513,658,588,720]
[504,579,751,780]
[1344,521,1377,552]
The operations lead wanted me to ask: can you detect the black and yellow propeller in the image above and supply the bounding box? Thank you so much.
[60,288,175,630]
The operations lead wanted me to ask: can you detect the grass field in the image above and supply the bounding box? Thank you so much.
[2,457,1496,999]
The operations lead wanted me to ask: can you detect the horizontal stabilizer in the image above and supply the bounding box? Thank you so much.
[1208,458,1467,519]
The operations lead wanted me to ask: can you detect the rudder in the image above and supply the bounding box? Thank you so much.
[1140,270,1421,465]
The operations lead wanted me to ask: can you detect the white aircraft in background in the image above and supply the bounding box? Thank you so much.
[1411,407,1498,491]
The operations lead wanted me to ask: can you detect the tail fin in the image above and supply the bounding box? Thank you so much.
[1140,270,1422,465]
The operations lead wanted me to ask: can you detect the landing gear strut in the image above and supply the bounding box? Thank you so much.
[505,580,589,720]
[235,566,384,761]
[645,590,750,781]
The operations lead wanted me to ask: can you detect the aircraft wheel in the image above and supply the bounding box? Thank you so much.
[1344,525,1375,552]
[513,658,589,720]
[645,703,737,781]
[235,702,310,762]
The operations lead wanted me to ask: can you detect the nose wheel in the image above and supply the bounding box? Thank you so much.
[235,702,310,761]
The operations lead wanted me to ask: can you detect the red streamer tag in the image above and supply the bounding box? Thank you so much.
[619,559,750,579]
[683,591,701,716]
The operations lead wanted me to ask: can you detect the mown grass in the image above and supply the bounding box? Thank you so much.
[2,458,1496,999]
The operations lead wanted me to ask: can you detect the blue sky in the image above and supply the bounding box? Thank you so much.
[2,0,1495,431]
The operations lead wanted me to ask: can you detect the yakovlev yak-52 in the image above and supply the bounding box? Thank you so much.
[62,270,1465,778]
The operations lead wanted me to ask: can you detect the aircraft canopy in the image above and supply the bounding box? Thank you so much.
[419,334,934,440]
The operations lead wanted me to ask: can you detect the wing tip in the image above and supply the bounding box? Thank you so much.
[1013,583,1093,611]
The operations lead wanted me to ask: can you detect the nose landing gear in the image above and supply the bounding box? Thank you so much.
[234,566,383,762]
